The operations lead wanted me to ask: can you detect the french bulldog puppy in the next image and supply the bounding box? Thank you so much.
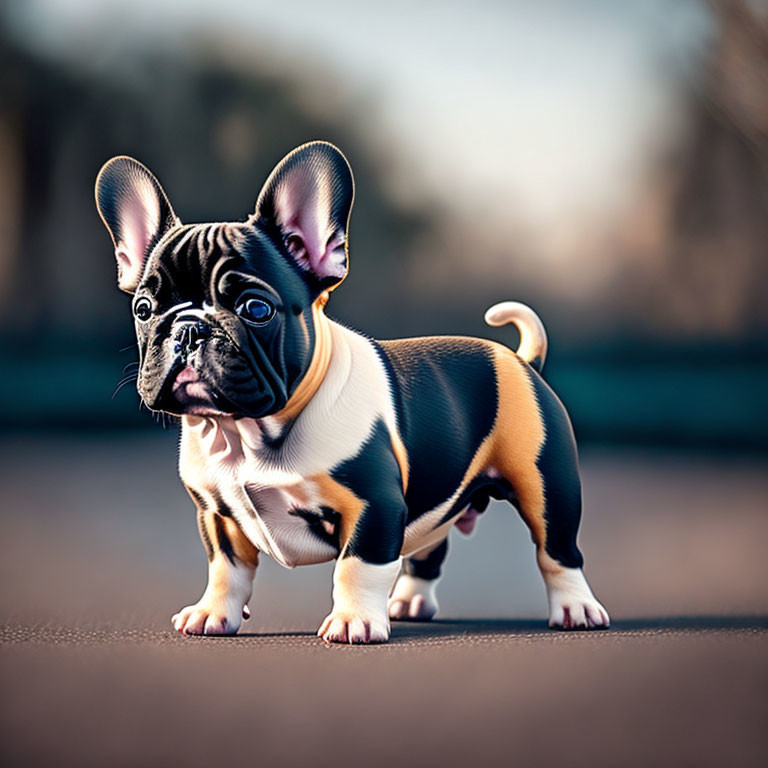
[95,141,609,644]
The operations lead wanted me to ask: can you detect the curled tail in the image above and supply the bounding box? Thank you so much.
[484,301,548,372]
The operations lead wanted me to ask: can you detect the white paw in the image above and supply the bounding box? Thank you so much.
[548,596,610,629]
[388,575,439,621]
[317,610,390,644]
[172,601,250,636]
[545,567,610,630]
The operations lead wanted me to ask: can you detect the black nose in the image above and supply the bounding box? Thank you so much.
[173,319,211,359]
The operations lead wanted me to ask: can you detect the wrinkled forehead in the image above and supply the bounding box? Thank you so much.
[140,222,309,307]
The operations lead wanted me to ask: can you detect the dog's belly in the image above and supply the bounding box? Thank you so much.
[401,470,509,556]
[402,498,468,557]
[240,488,464,567]
[229,468,487,567]
[235,478,469,568]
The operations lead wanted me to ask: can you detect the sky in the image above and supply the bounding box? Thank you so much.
[5,0,712,264]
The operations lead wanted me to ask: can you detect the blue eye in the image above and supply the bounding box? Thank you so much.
[237,297,275,325]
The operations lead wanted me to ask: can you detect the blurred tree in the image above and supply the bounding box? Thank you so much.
[616,0,768,343]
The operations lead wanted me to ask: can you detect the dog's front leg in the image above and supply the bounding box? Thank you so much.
[316,431,407,644]
[319,556,402,644]
[173,502,259,636]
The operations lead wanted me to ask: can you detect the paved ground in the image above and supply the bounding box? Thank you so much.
[1,433,767,767]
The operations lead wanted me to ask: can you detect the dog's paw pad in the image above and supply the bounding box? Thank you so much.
[317,611,389,644]
[548,598,610,630]
[388,575,438,621]
[172,603,242,636]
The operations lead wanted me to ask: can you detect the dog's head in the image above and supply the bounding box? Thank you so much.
[95,141,353,419]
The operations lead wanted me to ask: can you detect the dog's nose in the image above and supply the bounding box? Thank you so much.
[173,319,211,358]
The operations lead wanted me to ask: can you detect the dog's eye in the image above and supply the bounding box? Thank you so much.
[237,297,275,325]
[133,297,153,323]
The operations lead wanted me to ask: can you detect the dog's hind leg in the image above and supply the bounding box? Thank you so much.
[492,350,609,630]
[522,380,608,629]
[389,538,448,621]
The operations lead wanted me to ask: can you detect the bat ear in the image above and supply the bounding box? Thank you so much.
[251,141,354,292]
[95,156,179,294]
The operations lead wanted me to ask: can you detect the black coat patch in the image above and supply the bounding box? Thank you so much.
[526,368,584,569]
[332,419,407,564]
[403,539,449,581]
[375,338,498,522]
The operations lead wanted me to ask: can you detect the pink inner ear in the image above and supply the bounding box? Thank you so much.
[114,177,162,290]
[274,168,346,280]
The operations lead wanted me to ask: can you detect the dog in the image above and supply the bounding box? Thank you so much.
[95,141,609,644]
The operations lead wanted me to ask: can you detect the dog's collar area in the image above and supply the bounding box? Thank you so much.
[272,297,333,421]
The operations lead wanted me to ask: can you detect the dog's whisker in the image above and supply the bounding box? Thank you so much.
[111,374,138,399]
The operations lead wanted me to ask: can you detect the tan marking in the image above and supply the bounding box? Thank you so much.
[537,548,568,578]
[406,340,546,545]
[193,498,260,568]
[216,513,260,567]
[273,298,333,421]
[486,344,547,547]
[388,425,409,494]
[401,340,546,554]
[310,473,365,547]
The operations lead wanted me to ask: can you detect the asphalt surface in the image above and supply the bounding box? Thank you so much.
[1,433,767,767]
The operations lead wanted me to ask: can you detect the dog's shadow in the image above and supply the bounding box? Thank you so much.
[389,615,768,642]
[235,615,768,644]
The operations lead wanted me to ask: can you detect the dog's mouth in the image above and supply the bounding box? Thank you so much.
[165,365,232,417]
[172,366,210,402]
[143,337,282,420]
